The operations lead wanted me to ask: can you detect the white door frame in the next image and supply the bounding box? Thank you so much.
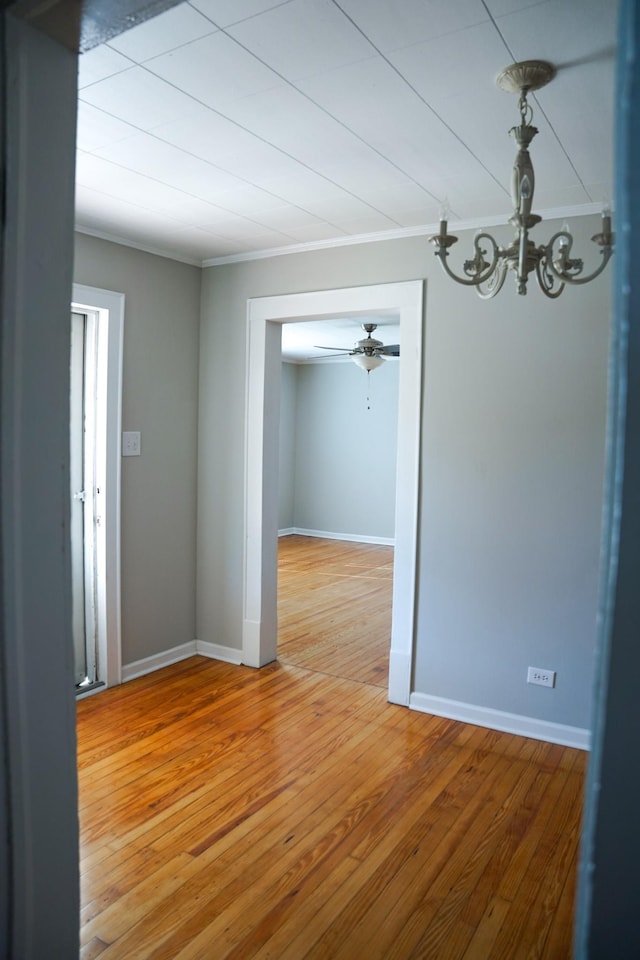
[72,283,124,691]
[243,281,423,705]
[70,308,99,685]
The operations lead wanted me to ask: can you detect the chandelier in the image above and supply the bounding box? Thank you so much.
[429,60,614,298]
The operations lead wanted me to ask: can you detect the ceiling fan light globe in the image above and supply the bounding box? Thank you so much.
[353,354,385,372]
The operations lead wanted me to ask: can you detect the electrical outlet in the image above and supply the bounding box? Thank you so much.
[527,666,556,688]
[122,431,141,457]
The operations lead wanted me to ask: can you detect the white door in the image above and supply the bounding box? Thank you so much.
[70,310,99,687]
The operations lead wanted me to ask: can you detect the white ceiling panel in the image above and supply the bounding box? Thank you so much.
[107,4,217,60]
[227,0,375,81]
[75,0,618,264]
[219,84,375,167]
[582,182,613,205]
[281,222,349,243]
[183,208,277,235]
[350,181,442,221]
[496,0,617,65]
[169,226,258,258]
[75,152,230,223]
[150,107,266,163]
[209,182,308,217]
[79,66,204,129]
[189,0,292,28]
[249,206,331,231]
[93,133,251,200]
[75,184,186,234]
[76,102,139,152]
[335,0,489,54]
[78,45,133,88]
[145,31,284,109]
[314,161,426,204]
[257,171,381,219]
[386,21,513,111]
[152,114,307,185]
[331,213,400,235]
[298,57,492,184]
[530,182,593,211]
[483,0,549,16]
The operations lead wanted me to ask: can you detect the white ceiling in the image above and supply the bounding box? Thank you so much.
[76,0,618,272]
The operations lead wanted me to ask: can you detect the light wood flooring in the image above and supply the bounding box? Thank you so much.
[78,658,586,957]
[277,535,393,687]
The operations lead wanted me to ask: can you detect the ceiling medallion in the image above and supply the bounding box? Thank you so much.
[429,60,614,298]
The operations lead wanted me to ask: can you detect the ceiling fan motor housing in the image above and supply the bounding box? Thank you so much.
[356,336,384,354]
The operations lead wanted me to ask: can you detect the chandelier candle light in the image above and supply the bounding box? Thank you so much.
[429,60,614,298]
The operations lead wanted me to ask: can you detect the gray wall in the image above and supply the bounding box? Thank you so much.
[279,361,297,530]
[197,215,610,732]
[415,215,609,729]
[74,232,201,666]
[290,359,398,539]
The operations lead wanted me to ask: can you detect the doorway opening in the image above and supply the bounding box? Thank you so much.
[71,284,125,695]
[276,320,400,687]
[243,281,423,705]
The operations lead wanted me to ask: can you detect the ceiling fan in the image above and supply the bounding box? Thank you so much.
[314,323,400,372]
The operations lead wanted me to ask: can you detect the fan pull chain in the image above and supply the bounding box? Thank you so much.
[366,371,372,411]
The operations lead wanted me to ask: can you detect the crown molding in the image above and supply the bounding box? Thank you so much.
[74,225,202,267]
[201,202,607,267]
[76,202,607,270]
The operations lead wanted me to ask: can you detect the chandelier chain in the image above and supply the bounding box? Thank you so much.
[518,91,533,126]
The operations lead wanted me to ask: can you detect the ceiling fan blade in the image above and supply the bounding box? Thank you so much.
[313,344,353,351]
[379,344,400,356]
[304,351,352,360]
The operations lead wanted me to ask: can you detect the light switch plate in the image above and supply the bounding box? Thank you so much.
[122,431,141,456]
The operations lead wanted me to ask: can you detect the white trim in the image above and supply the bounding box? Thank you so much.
[122,641,197,682]
[280,527,394,546]
[72,284,124,689]
[77,205,606,271]
[196,640,243,665]
[410,692,591,750]
[244,281,423,701]
[203,204,606,266]
[388,651,412,706]
[116,639,245,684]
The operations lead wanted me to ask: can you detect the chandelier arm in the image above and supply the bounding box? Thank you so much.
[477,259,508,299]
[534,256,565,298]
[543,232,614,286]
[433,232,501,287]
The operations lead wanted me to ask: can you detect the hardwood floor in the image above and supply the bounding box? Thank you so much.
[277,535,393,687]
[77,656,586,958]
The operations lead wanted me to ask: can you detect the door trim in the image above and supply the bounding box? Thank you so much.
[243,281,424,705]
[72,283,124,690]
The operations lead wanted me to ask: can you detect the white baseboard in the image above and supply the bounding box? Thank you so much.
[409,692,590,750]
[196,639,243,665]
[122,641,197,682]
[281,527,395,547]
[388,649,411,706]
[122,639,243,682]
